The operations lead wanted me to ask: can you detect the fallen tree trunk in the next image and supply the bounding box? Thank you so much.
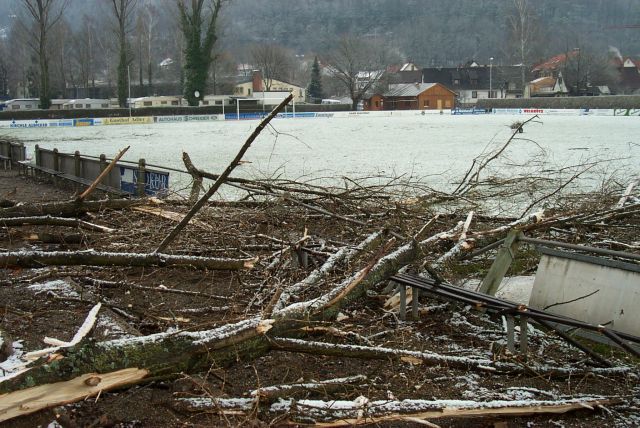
[0,199,139,218]
[0,215,114,232]
[174,395,618,425]
[0,250,256,270]
[268,337,631,377]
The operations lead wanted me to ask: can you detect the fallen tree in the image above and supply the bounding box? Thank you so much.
[0,250,256,270]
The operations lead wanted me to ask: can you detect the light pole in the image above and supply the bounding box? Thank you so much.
[127,65,132,117]
[489,57,494,99]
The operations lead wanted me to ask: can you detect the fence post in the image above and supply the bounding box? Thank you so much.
[53,148,60,172]
[99,154,107,184]
[35,144,40,167]
[74,151,81,178]
[399,284,407,321]
[412,288,420,320]
[137,158,146,197]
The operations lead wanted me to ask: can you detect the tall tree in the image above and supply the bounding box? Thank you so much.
[506,0,540,93]
[21,0,68,109]
[307,56,323,103]
[111,0,137,107]
[178,0,225,106]
[250,43,294,91]
[325,36,388,111]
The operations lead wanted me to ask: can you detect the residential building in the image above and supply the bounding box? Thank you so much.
[525,72,569,97]
[365,83,456,111]
[233,71,306,103]
[615,57,640,94]
[392,63,528,106]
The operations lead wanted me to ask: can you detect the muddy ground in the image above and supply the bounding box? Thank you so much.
[1,168,639,427]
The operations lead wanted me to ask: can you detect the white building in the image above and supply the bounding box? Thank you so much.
[131,96,186,108]
[63,99,112,109]
[4,98,40,110]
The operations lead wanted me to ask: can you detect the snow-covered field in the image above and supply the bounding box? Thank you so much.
[4,114,640,195]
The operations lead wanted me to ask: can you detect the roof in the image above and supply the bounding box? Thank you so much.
[384,83,437,97]
[532,50,580,72]
[419,66,528,91]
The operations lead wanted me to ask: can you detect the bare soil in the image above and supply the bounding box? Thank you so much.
[1,169,639,427]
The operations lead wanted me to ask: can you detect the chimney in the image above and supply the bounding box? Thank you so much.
[252,70,264,92]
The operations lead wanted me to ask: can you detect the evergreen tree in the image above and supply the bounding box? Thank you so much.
[308,56,323,103]
[111,0,137,108]
[178,0,224,106]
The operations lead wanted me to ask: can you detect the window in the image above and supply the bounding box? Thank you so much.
[375,100,380,108]
[161,101,168,105]
[445,100,451,108]
[144,101,152,106]
[215,100,222,105]
[75,104,82,108]
[26,105,32,109]
[423,99,430,107]
[489,91,497,99]
[171,101,178,105]
[12,105,19,110]
[101,104,109,108]
[86,104,91,108]
[453,79,460,85]
[471,91,478,99]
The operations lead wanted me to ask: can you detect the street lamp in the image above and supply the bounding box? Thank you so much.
[489,57,494,99]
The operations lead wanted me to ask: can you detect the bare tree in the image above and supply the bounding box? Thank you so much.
[325,36,388,111]
[21,0,68,109]
[111,0,138,107]
[506,0,539,93]
[250,43,294,91]
[562,45,617,96]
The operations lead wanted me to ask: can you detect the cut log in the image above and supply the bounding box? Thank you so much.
[0,368,149,422]
[0,199,139,219]
[0,250,256,270]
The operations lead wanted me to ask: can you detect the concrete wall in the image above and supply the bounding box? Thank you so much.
[529,249,640,336]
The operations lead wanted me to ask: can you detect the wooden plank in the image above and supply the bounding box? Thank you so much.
[478,230,522,296]
[0,368,149,422]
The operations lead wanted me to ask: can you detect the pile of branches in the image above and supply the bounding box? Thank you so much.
[1,100,639,426]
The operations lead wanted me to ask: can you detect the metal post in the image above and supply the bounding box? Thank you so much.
[399,285,407,321]
[137,158,146,197]
[128,65,132,118]
[489,57,494,99]
[293,97,296,118]
[237,99,240,121]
